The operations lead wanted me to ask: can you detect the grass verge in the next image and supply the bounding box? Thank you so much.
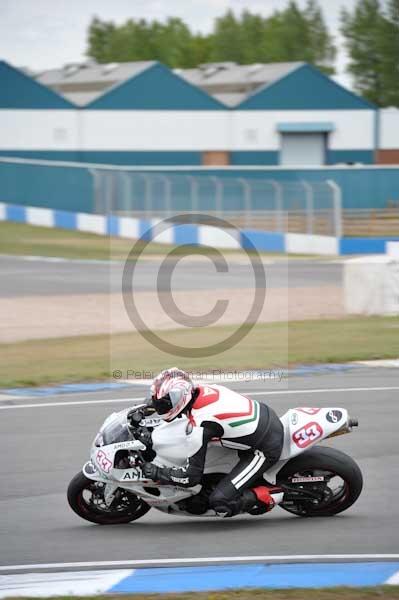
[1,317,398,387]
[0,221,318,260]
[5,587,399,599]
[0,221,180,260]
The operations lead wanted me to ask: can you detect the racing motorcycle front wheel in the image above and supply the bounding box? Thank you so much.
[67,472,151,524]
[276,446,363,517]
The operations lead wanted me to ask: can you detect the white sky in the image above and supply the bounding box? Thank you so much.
[0,0,356,87]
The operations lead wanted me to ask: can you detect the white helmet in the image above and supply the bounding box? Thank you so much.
[151,368,194,421]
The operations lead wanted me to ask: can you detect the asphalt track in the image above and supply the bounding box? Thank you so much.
[0,255,342,297]
[0,367,398,569]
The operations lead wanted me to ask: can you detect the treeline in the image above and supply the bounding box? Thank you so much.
[87,1,336,74]
[87,0,399,106]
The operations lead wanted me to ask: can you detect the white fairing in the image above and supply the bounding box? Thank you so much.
[278,406,349,460]
[84,404,351,513]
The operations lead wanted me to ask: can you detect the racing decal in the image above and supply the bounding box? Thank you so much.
[216,398,259,428]
[292,476,325,483]
[193,386,220,409]
[291,412,298,425]
[122,470,141,480]
[96,449,112,473]
[292,422,323,448]
[114,441,137,450]
[84,461,98,476]
[296,407,321,415]
[326,409,343,424]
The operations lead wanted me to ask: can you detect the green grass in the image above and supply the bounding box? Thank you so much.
[0,221,320,260]
[1,316,398,388]
[0,221,181,260]
[7,587,399,600]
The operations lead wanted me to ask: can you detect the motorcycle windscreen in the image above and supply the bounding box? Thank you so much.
[101,415,131,445]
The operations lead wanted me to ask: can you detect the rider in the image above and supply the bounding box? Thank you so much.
[139,368,284,518]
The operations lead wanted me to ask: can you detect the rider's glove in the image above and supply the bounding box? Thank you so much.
[127,408,145,429]
[135,428,152,448]
[142,462,159,481]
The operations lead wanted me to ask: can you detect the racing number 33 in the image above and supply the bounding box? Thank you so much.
[292,422,323,449]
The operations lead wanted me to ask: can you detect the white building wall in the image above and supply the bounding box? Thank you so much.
[0,108,378,153]
[80,111,232,151]
[231,110,375,151]
[0,110,79,150]
[379,109,399,149]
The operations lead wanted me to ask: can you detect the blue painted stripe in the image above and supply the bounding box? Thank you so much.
[291,363,356,375]
[110,562,399,594]
[173,224,199,245]
[241,230,285,253]
[54,209,77,230]
[340,237,399,255]
[2,382,131,397]
[138,219,152,241]
[6,203,26,222]
[107,214,120,236]
[3,200,399,256]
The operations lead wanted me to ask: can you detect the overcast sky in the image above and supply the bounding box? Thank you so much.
[0,0,357,87]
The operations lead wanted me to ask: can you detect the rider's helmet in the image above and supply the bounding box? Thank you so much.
[151,367,194,421]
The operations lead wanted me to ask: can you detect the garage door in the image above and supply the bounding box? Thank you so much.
[280,132,326,165]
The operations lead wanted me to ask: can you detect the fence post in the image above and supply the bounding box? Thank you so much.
[301,180,314,235]
[122,172,133,214]
[238,177,251,229]
[89,168,101,214]
[326,179,343,238]
[142,173,152,217]
[160,175,172,217]
[187,175,199,219]
[270,180,283,232]
[104,171,115,214]
[211,176,223,218]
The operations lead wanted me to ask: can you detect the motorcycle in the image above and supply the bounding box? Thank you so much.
[67,401,363,524]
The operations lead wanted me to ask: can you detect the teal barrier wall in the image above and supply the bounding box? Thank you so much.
[0,159,398,212]
[0,159,93,212]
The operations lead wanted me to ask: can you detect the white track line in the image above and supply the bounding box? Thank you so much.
[1,386,398,411]
[1,555,399,572]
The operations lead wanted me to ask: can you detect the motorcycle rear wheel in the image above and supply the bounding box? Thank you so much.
[276,446,363,517]
[67,472,151,524]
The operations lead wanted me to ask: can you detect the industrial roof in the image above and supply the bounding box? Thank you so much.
[177,61,302,92]
[30,59,374,110]
[34,60,303,107]
[37,61,155,87]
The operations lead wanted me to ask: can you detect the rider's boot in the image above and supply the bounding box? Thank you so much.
[245,486,277,515]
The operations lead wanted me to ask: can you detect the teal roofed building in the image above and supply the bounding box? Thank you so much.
[236,63,374,111]
[1,59,383,167]
[0,60,74,109]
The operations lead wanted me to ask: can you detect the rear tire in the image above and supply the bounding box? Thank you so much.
[67,472,151,525]
[276,446,363,517]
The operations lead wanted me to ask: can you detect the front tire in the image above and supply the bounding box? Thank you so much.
[67,472,151,524]
[276,446,363,517]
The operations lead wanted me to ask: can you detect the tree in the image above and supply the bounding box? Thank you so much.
[304,0,336,72]
[87,17,117,63]
[86,2,336,73]
[341,0,399,106]
[381,0,399,105]
[209,10,244,63]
